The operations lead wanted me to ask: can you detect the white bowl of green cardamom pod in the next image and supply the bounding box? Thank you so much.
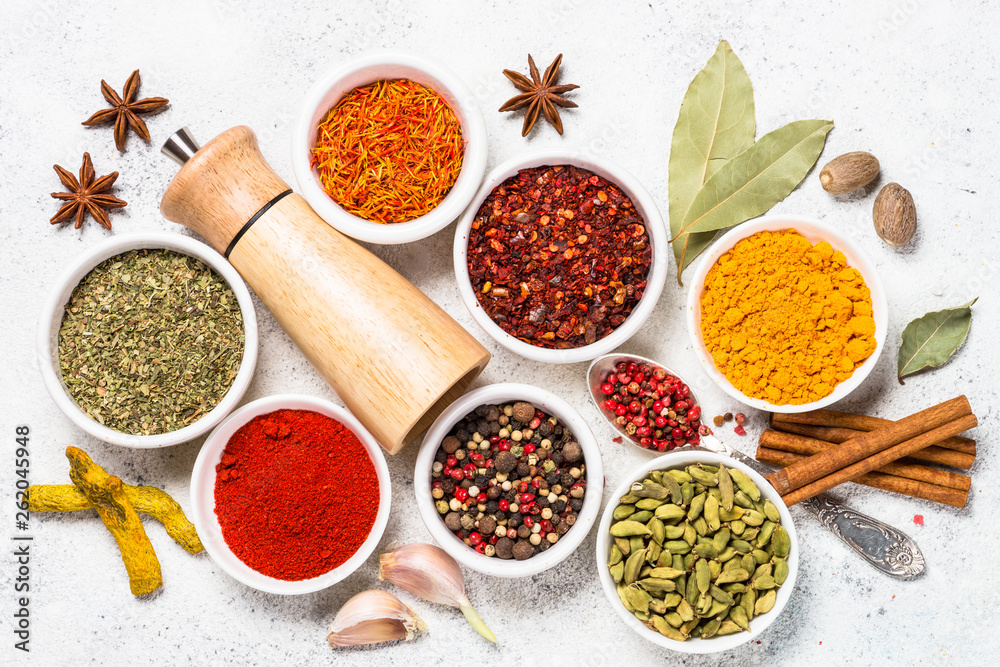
[595,450,798,654]
[37,232,258,448]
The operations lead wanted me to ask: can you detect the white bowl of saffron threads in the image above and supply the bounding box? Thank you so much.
[292,52,488,244]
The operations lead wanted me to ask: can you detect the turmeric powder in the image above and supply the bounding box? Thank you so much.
[699,229,876,405]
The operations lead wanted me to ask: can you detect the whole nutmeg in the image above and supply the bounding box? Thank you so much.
[819,151,880,194]
[873,182,917,247]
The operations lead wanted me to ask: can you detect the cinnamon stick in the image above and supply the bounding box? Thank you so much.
[768,421,975,470]
[756,446,969,508]
[759,430,972,491]
[771,409,976,455]
[766,396,973,495]
[777,413,978,505]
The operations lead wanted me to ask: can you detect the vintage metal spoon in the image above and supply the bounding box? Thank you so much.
[587,353,925,579]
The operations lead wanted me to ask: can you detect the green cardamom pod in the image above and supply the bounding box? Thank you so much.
[728,469,761,501]
[701,618,722,638]
[680,618,700,636]
[705,494,721,531]
[609,543,623,566]
[731,539,752,554]
[696,592,714,616]
[742,527,760,542]
[757,520,776,548]
[666,469,693,485]
[619,492,642,505]
[639,578,677,594]
[649,566,686,579]
[615,536,631,556]
[694,542,719,560]
[753,576,776,591]
[719,506,745,522]
[662,592,683,609]
[672,554,685,571]
[613,504,636,520]
[742,510,765,526]
[624,548,647,585]
[774,558,789,585]
[649,471,664,486]
[688,466,719,486]
[715,568,750,584]
[707,598,731,618]
[646,540,662,565]
[632,481,669,500]
[717,546,737,563]
[695,558,711,593]
[636,497,665,511]
[610,520,651,537]
[734,490,755,509]
[754,589,776,615]
[664,524,686,540]
[624,583,651,614]
[722,583,747,594]
[763,499,781,523]
[729,605,751,631]
[629,536,646,553]
[723,557,741,572]
[741,554,757,572]
[741,588,757,619]
[684,574,700,606]
[628,510,654,523]
[709,584,735,605]
[654,503,687,522]
[708,559,722,580]
[718,464,735,511]
[683,521,698,545]
[633,610,650,623]
[772,524,791,558]
[714,527,731,552]
[661,474,683,505]
[650,597,668,615]
[663,611,684,628]
[610,561,625,583]
[676,597,695,623]
[616,583,631,610]
[680,481,694,506]
[683,553,697,571]
[648,518,666,545]
[686,492,707,521]
[716,620,742,635]
[751,549,770,566]
[665,540,692,554]
[730,519,746,535]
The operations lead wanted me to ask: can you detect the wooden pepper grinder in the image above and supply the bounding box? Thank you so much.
[160,126,490,454]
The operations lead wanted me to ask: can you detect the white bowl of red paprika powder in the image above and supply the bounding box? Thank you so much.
[191,394,391,594]
[454,148,668,364]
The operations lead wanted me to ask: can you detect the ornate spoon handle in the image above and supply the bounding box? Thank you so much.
[798,496,924,578]
[721,445,925,579]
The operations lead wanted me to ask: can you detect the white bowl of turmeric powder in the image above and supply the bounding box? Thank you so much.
[686,216,887,413]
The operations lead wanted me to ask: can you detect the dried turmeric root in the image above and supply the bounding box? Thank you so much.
[28,483,204,554]
[66,447,163,596]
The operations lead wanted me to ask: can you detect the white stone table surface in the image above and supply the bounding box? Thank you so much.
[1,1,997,664]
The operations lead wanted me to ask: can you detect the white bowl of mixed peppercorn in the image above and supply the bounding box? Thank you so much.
[453,149,669,364]
[414,383,604,577]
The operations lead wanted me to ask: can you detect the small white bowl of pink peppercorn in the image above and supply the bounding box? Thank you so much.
[453,148,669,364]
[414,383,604,577]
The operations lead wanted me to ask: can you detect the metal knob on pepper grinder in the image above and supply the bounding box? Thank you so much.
[159,126,491,454]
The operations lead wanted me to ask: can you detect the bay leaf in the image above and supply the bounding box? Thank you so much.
[669,41,756,283]
[672,119,834,239]
[897,298,977,383]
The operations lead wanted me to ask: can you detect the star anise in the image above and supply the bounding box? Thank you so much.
[499,54,579,136]
[50,153,127,230]
[82,69,169,151]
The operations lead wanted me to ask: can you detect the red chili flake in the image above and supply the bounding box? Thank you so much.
[913,514,924,526]
[612,436,623,444]
[467,165,652,349]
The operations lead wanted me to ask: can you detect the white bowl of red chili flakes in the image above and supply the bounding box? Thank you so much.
[454,149,668,363]
[292,52,488,244]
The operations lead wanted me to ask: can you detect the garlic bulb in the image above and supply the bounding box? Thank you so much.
[379,543,496,643]
[327,590,427,648]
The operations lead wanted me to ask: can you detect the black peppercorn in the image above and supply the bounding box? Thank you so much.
[485,500,499,514]
[435,449,448,463]
[554,499,567,513]
[475,405,489,417]
[569,498,584,511]
[537,496,550,508]
[485,405,500,421]
[474,475,489,488]
[517,525,531,539]
[546,472,560,486]
[538,422,553,437]
[441,479,456,494]
[517,462,530,478]
[460,479,473,490]
[560,473,575,487]
[551,452,564,466]
[508,512,522,527]
[486,485,501,500]
[476,419,490,435]
[456,428,470,443]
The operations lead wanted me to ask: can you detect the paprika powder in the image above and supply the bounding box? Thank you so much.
[214,409,379,581]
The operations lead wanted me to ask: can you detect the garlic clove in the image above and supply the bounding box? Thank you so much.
[327,590,428,648]
[379,543,496,643]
